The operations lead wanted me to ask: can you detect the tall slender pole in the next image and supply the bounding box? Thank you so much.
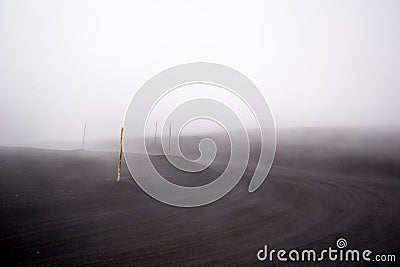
[169,122,171,153]
[82,122,86,150]
[155,121,157,144]
[117,127,124,182]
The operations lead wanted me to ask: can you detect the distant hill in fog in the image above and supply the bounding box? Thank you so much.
[85,127,400,158]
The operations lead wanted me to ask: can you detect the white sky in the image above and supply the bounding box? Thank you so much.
[1,0,399,148]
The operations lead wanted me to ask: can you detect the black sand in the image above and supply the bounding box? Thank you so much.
[0,129,399,266]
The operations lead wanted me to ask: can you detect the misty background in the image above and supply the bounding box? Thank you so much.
[1,0,399,149]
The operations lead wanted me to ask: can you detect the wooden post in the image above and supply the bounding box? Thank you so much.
[81,122,86,150]
[117,127,124,182]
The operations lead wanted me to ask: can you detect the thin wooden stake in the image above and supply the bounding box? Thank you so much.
[81,122,86,150]
[117,127,124,182]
